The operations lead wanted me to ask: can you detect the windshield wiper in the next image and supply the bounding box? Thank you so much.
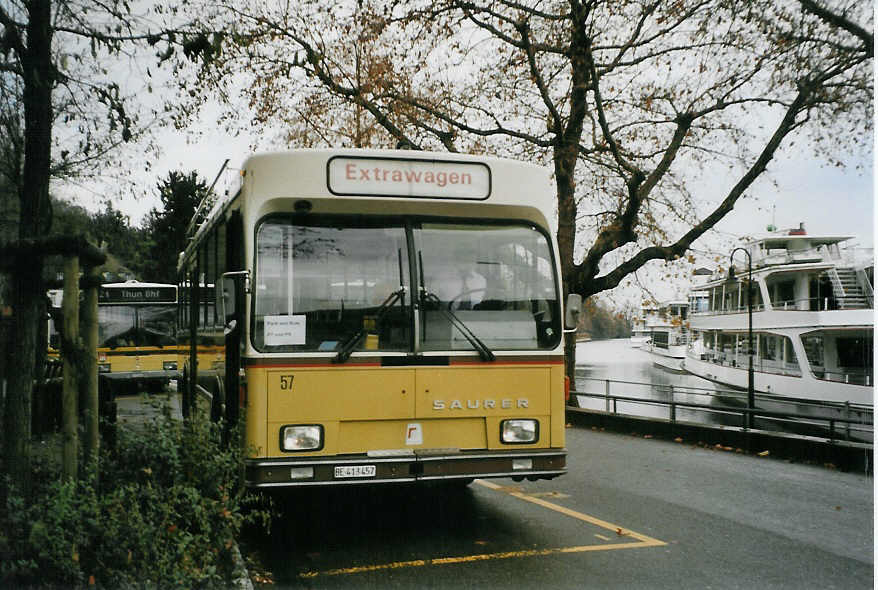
[421,290,495,362]
[334,287,406,364]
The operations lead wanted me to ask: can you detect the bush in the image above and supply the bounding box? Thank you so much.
[1,402,269,589]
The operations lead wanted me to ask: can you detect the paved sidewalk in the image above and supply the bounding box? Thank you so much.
[115,390,183,425]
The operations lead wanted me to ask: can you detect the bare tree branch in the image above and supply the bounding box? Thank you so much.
[799,0,873,56]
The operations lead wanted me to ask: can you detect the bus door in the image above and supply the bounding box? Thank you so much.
[222,211,245,429]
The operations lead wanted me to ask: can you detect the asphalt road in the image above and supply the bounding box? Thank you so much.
[244,426,873,589]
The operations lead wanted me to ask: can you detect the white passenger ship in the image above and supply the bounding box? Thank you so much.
[685,225,873,405]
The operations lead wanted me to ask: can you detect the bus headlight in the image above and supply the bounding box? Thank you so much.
[500,419,538,444]
[163,360,178,371]
[280,425,323,452]
[98,363,111,373]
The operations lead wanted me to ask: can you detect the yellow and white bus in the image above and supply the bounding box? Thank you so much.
[179,149,577,488]
[49,280,180,393]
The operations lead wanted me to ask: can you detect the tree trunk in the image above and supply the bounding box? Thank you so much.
[82,266,100,467]
[4,0,54,491]
[553,141,581,390]
[3,267,40,490]
[62,256,79,481]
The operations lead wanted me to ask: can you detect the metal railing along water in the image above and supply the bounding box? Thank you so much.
[571,377,873,444]
[692,295,872,315]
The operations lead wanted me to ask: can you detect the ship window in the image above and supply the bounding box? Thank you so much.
[783,337,800,374]
[768,279,795,308]
[723,287,738,312]
[837,337,873,369]
[809,274,836,311]
[755,333,800,376]
[718,333,736,364]
[749,283,763,310]
[802,333,824,368]
[652,331,669,349]
[759,333,778,361]
[803,330,872,385]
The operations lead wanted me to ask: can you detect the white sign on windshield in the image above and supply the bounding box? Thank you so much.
[264,315,306,346]
[328,157,491,199]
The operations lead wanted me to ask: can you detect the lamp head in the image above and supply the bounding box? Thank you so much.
[725,266,737,284]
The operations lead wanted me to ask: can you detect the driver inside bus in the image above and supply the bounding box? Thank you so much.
[432,259,486,309]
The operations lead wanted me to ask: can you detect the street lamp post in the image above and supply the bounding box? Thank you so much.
[728,247,754,429]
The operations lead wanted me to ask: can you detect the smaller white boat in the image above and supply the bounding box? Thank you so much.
[643,300,689,372]
[629,303,655,348]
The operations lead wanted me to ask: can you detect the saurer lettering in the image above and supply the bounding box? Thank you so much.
[433,398,529,410]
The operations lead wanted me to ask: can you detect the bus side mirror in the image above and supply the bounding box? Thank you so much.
[564,293,582,332]
[218,270,251,326]
[218,276,237,323]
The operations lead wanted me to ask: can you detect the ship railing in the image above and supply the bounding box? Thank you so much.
[751,246,839,268]
[812,369,872,387]
[690,303,768,315]
[745,244,870,272]
[696,352,803,377]
[856,268,873,307]
[691,295,872,315]
[694,351,870,384]
[827,267,846,299]
[571,377,873,444]
[666,331,690,346]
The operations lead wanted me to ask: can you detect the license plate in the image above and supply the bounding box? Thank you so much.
[334,465,376,479]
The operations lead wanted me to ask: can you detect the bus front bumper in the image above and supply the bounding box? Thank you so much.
[99,369,181,381]
[245,449,567,488]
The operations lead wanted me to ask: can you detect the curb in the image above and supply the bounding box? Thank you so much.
[231,542,254,590]
[566,406,873,473]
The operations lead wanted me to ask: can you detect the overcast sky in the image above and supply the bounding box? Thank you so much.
[76,122,872,242]
[713,150,874,247]
[69,123,873,239]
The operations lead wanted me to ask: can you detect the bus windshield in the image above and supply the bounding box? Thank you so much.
[253,217,560,353]
[417,222,559,352]
[99,305,177,348]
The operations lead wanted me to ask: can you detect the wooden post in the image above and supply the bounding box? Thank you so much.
[186,270,199,420]
[62,255,79,481]
[82,266,100,465]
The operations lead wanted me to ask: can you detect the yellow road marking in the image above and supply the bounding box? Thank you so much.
[475,479,666,546]
[527,491,571,499]
[298,479,666,579]
[300,560,428,578]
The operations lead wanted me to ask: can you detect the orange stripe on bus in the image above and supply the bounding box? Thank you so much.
[244,360,563,369]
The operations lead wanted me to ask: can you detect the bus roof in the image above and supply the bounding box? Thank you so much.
[207,149,551,227]
[101,281,177,289]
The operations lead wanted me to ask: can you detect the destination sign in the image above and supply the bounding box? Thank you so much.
[327,156,491,200]
[99,286,177,304]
